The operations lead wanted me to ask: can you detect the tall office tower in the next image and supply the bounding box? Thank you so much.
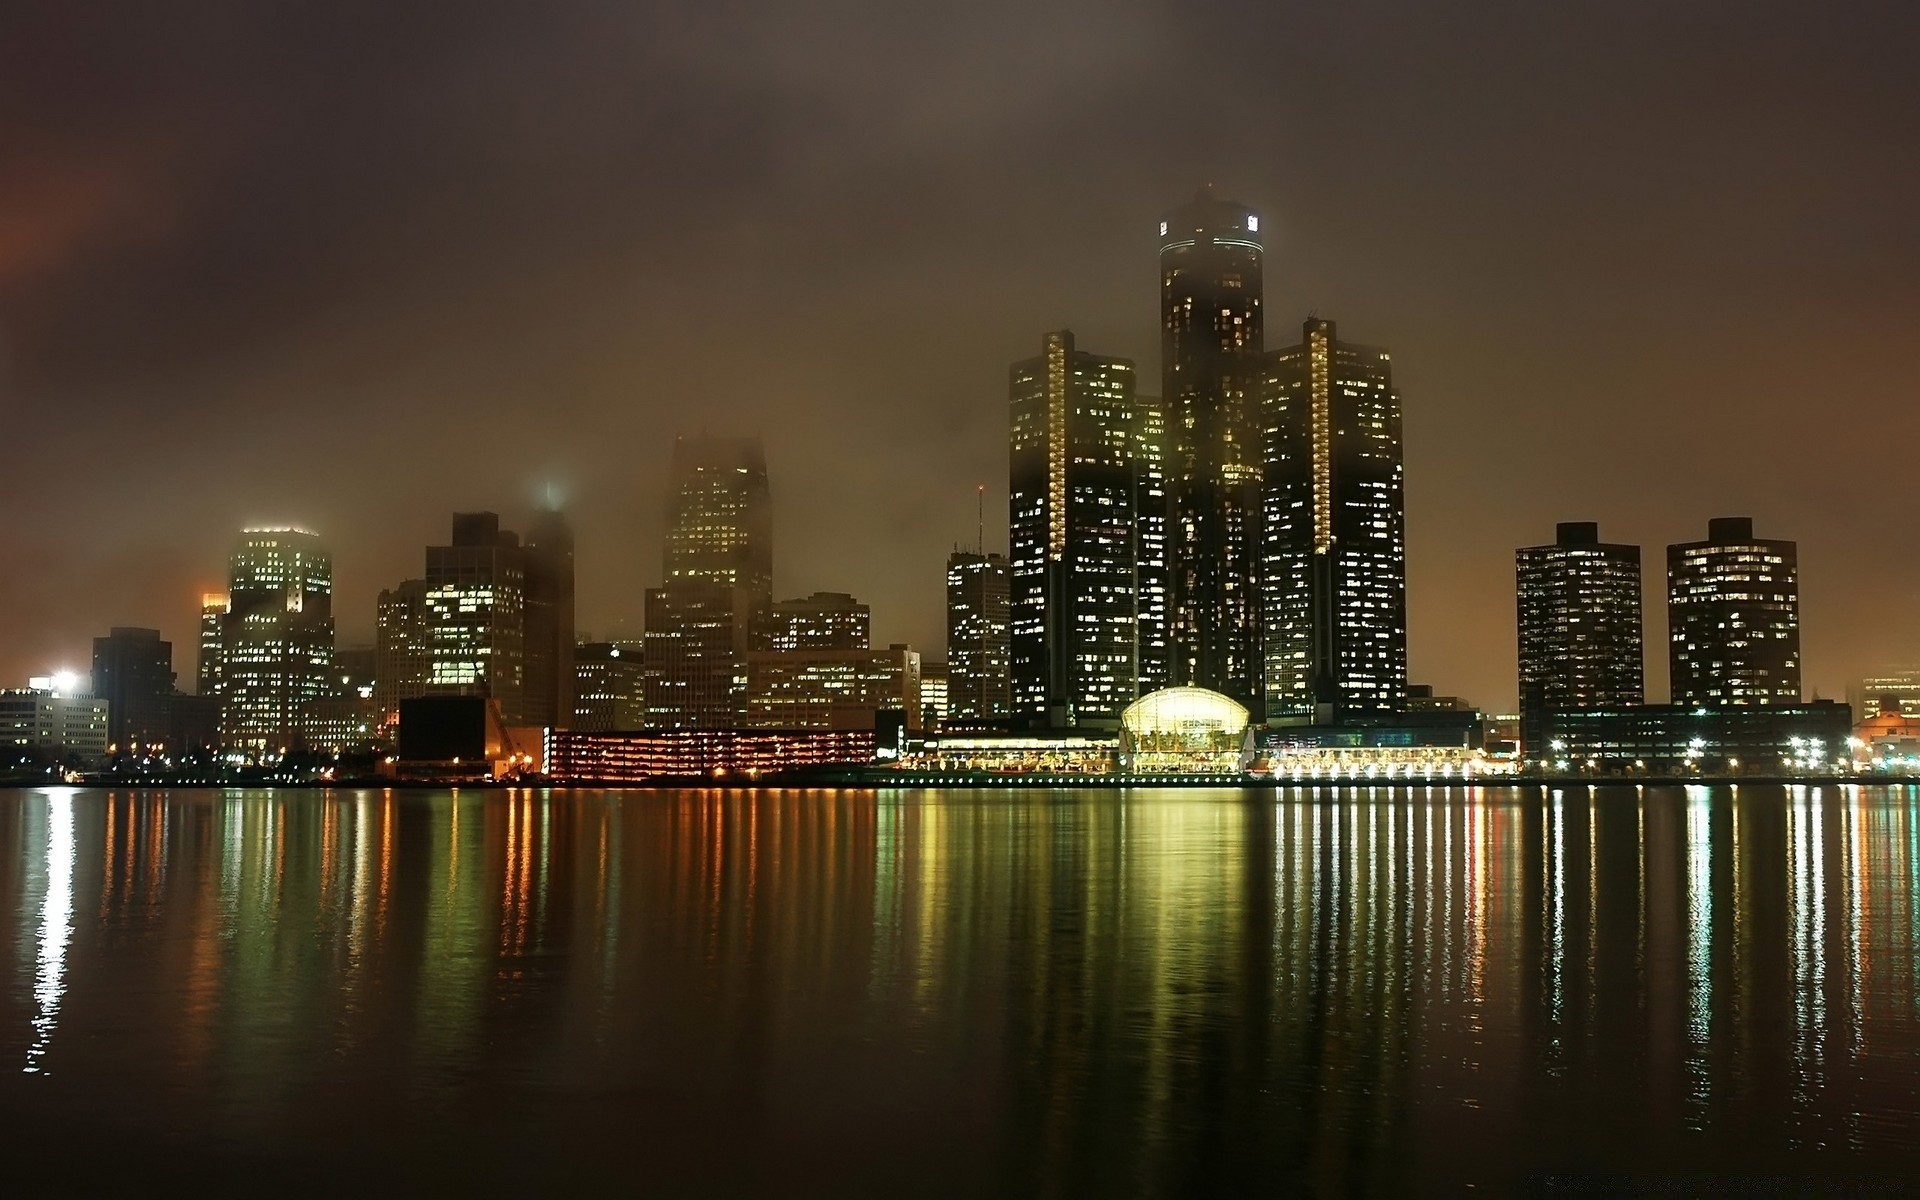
[197,593,227,698]
[1134,393,1170,690]
[215,528,335,755]
[90,627,176,750]
[1668,517,1801,707]
[642,583,753,728]
[523,506,576,729]
[1261,317,1407,723]
[1159,186,1265,705]
[573,642,646,732]
[374,579,433,719]
[1515,522,1644,752]
[663,435,773,606]
[945,550,1011,722]
[758,592,870,652]
[1008,330,1144,725]
[425,512,528,725]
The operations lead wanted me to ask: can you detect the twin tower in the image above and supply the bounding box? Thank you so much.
[1008,187,1406,728]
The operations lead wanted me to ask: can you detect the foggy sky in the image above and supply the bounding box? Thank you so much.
[3,0,1917,709]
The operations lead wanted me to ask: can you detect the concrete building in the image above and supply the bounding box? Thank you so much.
[746,644,921,732]
[945,551,1010,723]
[573,641,646,732]
[90,627,175,752]
[1516,521,1644,753]
[1668,517,1800,707]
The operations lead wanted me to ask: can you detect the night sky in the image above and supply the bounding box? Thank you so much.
[3,0,1916,709]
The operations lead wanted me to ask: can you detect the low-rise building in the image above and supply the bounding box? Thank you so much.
[1,685,111,764]
[1533,702,1851,774]
[746,644,921,731]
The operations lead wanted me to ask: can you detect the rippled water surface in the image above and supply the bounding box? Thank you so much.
[3,785,1918,1194]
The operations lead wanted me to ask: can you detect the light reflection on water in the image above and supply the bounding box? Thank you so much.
[0,785,1917,1193]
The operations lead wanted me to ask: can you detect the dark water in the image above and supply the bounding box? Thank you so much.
[2,786,1917,1195]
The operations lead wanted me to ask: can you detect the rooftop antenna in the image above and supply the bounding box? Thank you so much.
[976,485,985,555]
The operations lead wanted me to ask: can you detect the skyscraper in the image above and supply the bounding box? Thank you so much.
[1261,317,1407,723]
[90,627,175,751]
[642,583,753,728]
[664,435,773,606]
[197,593,226,699]
[1668,517,1801,707]
[572,641,646,732]
[757,592,870,652]
[1516,522,1644,753]
[1134,392,1170,691]
[212,527,335,756]
[523,506,576,728]
[1008,330,1149,725]
[425,512,527,724]
[1159,186,1265,706]
[945,550,1011,723]
[375,578,433,722]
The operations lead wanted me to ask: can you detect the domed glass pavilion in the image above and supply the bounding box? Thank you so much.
[1118,687,1254,775]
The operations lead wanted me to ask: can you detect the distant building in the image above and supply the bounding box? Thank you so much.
[426,512,528,724]
[209,528,335,757]
[746,644,921,731]
[945,551,1010,723]
[522,506,576,729]
[1,683,110,764]
[664,435,773,606]
[300,697,382,754]
[643,583,753,728]
[1668,517,1800,707]
[1516,521,1644,753]
[1262,317,1407,724]
[1849,668,1920,721]
[1404,685,1473,713]
[196,593,225,699]
[375,579,433,724]
[1159,187,1266,704]
[919,660,949,730]
[90,627,175,752]
[1536,702,1848,774]
[573,641,646,732]
[757,592,870,652]
[332,646,376,699]
[548,727,876,782]
[1008,330,1151,726]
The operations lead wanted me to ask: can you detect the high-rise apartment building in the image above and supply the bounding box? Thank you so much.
[1515,522,1644,753]
[210,528,335,755]
[1668,517,1800,707]
[90,627,175,751]
[375,579,433,720]
[1261,317,1407,723]
[945,551,1011,723]
[1159,187,1265,705]
[1009,330,1149,725]
[758,592,870,652]
[424,513,528,723]
[664,435,773,606]
[522,506,576,729]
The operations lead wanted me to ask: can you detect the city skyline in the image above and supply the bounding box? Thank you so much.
[4,3,1917,710]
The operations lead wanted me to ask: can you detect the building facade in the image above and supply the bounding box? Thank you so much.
[1,685,110,763]
[522,506,576,729]
[1516,521,1644,753]
[573,642,646,732]
[663,435,773,606]
[90,627,175,752]
[1160,187,1265,707]
[757,592,870,652]
[1009,330,1148,725]
[642,584,753,728]
[1261,317,1407,723]
[746,644,921,732]
[1668,517,1800,707]
[945,551,1011,723]
[210,528,335,756]
[375,579,432,725]
[425,512,529,724]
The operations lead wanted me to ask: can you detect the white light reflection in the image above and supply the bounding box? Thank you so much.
[1684,786,1713,1121]
[24,790,77,1074]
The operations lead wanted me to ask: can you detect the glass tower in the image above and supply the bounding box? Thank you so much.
[1159,187,1265,708]
[663,435,773,607]
[944,551,1011,723]
[1667,517,1800,707]
[1261,317,1407,723]
[1516,522,1644,752]
[425,512,528,725]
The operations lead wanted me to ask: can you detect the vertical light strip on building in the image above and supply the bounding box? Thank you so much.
[1046,334,1067,561]
[1309,325,1333,555]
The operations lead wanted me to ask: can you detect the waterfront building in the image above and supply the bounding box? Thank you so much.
[1516,521,1644,753]
[945,551,1011,723]
[1159,187,1265,705]
[918,661,949,730]
[757,591,870,652]
[1849,668,1920,721]
[1117,686,1254,775]
[1009,330,1148,725]
[210,528,335,756]
[1853,696,1920,769]
[1535,701,1849,774]
[547,727,876,782]
[746,644,921,731]
[425,512,529,724]
[642,583,754,728]
[1667,517,1800,707]
[1,684,110,764]
[572,641,646,732]
[90,627,175,752]
[522,506,576,729]
[1261,317,1407,723]
[664,435,773,607]
[299,697,382,754]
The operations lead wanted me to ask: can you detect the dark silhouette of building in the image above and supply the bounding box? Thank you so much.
[1516,522,1644,753]
[945,551,1010,723]
[523,506,576,728]
[1009,330,1152,725]
[1159,186,1265,707]
[1668,517,1800,707]
[90,627,175,751]
[1261,317,1407,723]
